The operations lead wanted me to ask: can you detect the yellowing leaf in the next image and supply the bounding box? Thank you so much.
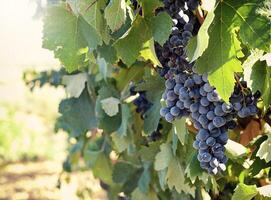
[101,97,120,117]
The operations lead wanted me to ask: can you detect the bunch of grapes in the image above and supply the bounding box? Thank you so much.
[155,0,260,174]
[230,80,260,118]
[148,123,163,142]
[130,85,152,118]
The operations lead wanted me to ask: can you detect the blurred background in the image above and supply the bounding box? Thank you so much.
[0,1,105,199]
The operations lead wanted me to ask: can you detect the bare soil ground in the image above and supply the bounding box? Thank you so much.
[0,160,106,200]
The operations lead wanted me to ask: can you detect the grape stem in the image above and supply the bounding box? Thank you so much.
[85,0,99,12]
[195,6,205,25]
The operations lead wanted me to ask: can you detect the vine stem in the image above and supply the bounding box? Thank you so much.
[195,6,205,25]
[85,0,99,12]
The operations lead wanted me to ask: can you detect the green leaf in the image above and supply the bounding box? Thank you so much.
[43,5,102,72]
[140,0,163,17]
[232,184,258,200]
[97,56,108,81]
[138,164,151,194]
[256,134,271,163]
[77,0,111,44]
[244,57,271,111]
[225,139,248,159]
[136,76,164,134]
[154,143,172,171]
[187,11,215,62]
[138,143,160,162]
[62,73,88,98]
[185,153,203,184]
[104,0,127,32]
[150,12,173,46]
[101,97,121,117]
[172,118,188,145]
[131,188,159,200]
[112,161,137,183]
[114,15,151,66]
[117,104,132,136]
[238,0,271,52]
[111,132,129,153]
[195,0,271,101]
[96,86,122,133]
[166,157,195,196]
[140,39,162,66]
[158,169,167,191]
[97,44,118,64]
[92,153,113,185]
[56,89,97,137]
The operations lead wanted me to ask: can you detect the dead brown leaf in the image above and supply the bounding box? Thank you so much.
[240,119,262,146]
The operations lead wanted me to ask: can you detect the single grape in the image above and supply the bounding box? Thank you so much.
[197,129,209,141]
[174,84,183,95]
[213,116,226,128]
[222,102,233,113]
[214,104,225,116]
[206,137,216,146]
[198,115,209,126]
[199,105,208,114]
[190,102,200,113]
[170,106,181,117]
[176,100,185,109]
[210,158,219,168]
[207,111,215,120]
[167,90,178,101]
[193,140,200,149]
[166,100,175,107]
[165,79,175,89]
[201,152,212,162]
[160,107,169,117]
[191,111,200,120]
[165,113,174,122]
[200,97,210,107]
[203,83,213,92]
[199,141,208,150]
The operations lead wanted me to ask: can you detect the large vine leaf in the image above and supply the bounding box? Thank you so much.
[104,0,127,32]
[114,15,152,66]
[77,0,111,44]
[256,134,271,163]
[232,184,258,200]
[56,89,97,137]
[196,0,271,101]
[43,5,102,72]
[166,157,195,196]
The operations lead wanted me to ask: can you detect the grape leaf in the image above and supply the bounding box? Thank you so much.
[140,0,163,17]
[112,161,137,183]
[97,56,108,81]
[187,11,215,62]
[117,104,131,136]
[232,184,258,200]
[101,97,121,117]
[196,0,271,101]
[62,73,88,98]
[150,12,173,46]
[104,0,127,32]
[56,89,97,137]
[96,86,122,133]
[244,58,271,111]
[140,39,162,66]
[138,143,160,162]
[185,153,203,184]
[225,139,248,158]
[131,188,159,200]
[43,5,102,72]
[114,15,151,66]
[77,0,111,44]
[154,143,172,171]
[238,0,271,52]
[138,163,151,193]
[111,132,129,153]
[136,76,164,134]
[256,134,271,163]
[166,157,195,196]
[172,118,188,145]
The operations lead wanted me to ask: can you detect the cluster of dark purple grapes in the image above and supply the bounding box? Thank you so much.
[231,81,260,118]
[130,85,152,118]
[148,123,163,142]
[155,0,260,174]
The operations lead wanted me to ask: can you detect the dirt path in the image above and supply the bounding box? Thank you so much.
[0,160,106,200]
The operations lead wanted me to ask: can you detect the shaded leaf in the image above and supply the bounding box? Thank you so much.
[232,184,258,200]
[154,143,172,171]
[240,119,262,146]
